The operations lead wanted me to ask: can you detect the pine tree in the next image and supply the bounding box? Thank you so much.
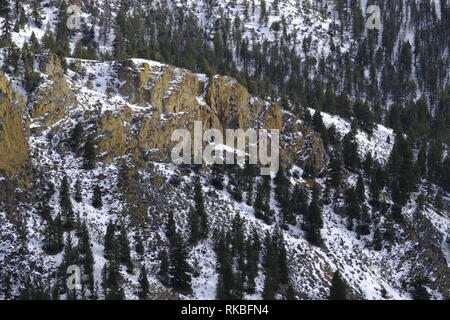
[286,285,296,300]
[73,179,82,203]
[216,276,227,300]
[43,217,63,255]
[92,185,103,209]
[138,265,150,299]
[118,225,133,273]
[215,231,235,299]
[103,260,124,300]
[70,123,84,151]
[329,150,343,188]
[342,132,360,171]
[292,184,308,217]
[165,213,176,244]
[83,136,96,170]
[189,207,200,245]
[194,176,208,239]
[158,249,170,286]
[0,1,12,43]
[210,164,224,190]
[135,233,144,257]
[168,232,192,294]
[60,176,74,230]
[31,0,43,28]
[104,222,116,260]
[329,271,347,300]
[356,174,365,202]
[373,227,383,251]
[60,234,78,292]
[305,186,323,246]
[245,238,258,294]
[411,277,430,300]
[55,1,70,56]
[79,222,94,292]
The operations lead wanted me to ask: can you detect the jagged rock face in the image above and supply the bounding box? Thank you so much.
[30,55,75,127]
[0,73,28,177]
[88,59,325,167]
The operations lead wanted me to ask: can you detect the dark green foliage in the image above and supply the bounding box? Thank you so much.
[158,249,170,286]
[102,260,124,300]
[83,136,96,170]
[135,233,144,256]
[138,265,150,299]
[43,217,64,255]
[411,277,430,300]
[31,0,43,28]
[329,149,343,188]
[92,185,103,209]
[254,176,274,224]
[441,157,450,192]
[373,227,383,251]
[292,184,308,217]
[194,176,208,239]
[342,132,360,171]
[78,222,94,292]
[304,186,323,246]
[104,222,117,260]
[262,228,289,299]
[165,214,192,293]
[389,136,419,206]
[168,232,192,294]
[69,123,84,152]
[329,271,347,300]
[118,226,133,273]
[274,167,295,226]
[60,176,74,230]
[215,230,236,299]
[74,180,82,203]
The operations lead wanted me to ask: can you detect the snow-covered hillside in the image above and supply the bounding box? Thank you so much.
[0,0,449,301]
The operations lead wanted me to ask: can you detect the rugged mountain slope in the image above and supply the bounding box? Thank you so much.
[0,51,448,300]
[0,0,448,300]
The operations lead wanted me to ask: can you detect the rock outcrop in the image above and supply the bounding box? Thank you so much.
[0,72,28,177]
[30,54,75,126]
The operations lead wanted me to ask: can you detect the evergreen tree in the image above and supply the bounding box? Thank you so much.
[83,136,96,170]
[104,222,117,260]
[411,277,430,300]
[342,132,360,171]
[188,207,200,244]
[60,176,75,230]
[329,271,347,300]
[92,185,103,209]
[70,122,84,151]
[79,222,94,292]
[74,180,82,203]
[329,150,343,188]
[194,176,208,239]
[118,225,133,273]
[0,0,12,43]
[138,265,150,299]
[305,186,323,246]
[373,227,383,251]
[168,232,192,294]
[43,217,63,255]
[158,249,170,286]
[286,285,296,300]
[31,0,43,28]
[356,174,365,202]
